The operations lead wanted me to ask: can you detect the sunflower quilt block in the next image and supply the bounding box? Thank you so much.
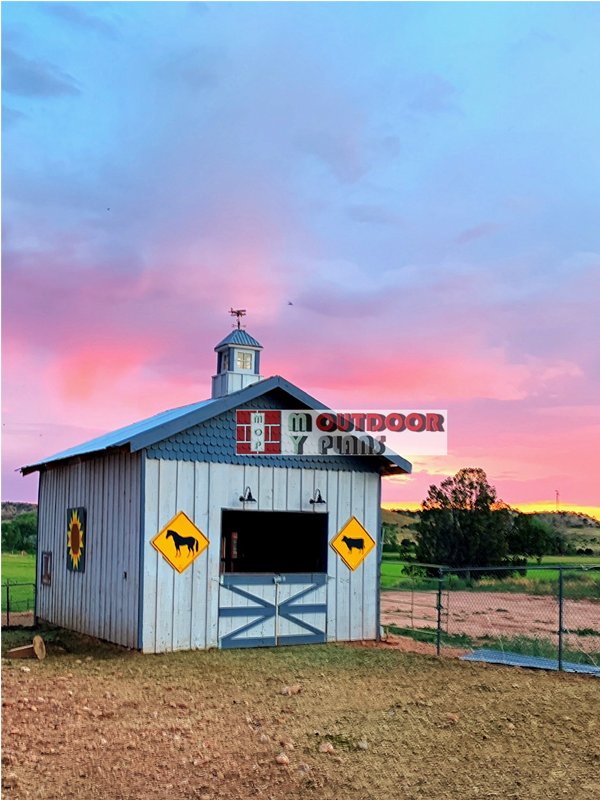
[67,507,86,573]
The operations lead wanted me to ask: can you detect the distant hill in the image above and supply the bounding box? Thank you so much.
[532,511,600,551]
[381,508,420,543]
[2,502,37,522]
[382,508,600,552]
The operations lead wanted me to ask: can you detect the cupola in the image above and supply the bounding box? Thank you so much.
[211,310,264,398]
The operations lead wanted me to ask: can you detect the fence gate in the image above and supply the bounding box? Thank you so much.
[218,573,327,649]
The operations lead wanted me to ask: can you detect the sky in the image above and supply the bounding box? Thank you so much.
[2,1,600,516]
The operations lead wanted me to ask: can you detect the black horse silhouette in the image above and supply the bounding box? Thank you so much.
[166,529,199,557]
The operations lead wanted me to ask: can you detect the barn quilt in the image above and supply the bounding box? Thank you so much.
[67,507,86,573]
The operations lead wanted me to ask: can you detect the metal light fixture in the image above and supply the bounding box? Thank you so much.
[309,488,326,505]
[239,486,256,503]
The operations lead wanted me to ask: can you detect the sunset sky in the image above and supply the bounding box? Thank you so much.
[2,2,599,517]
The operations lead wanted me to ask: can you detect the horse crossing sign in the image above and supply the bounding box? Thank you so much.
[330,516,376,571]
[151,511,209,574]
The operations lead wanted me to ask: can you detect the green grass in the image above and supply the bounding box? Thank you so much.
[2,552,36,582]
[474,571,600,600]
[1,553,36,613]
[380,562,440,592]
[573,628,600,637]
[385,624,474,648]
[538,555,600,565]
[479,633,599,666]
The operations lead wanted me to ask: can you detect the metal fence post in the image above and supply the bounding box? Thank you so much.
[558,568,564,671]
[33,582,38,628]
[436,568,444,656]
[6,582,10,628]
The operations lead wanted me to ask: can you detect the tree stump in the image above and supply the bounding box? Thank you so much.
[8,636,46,660]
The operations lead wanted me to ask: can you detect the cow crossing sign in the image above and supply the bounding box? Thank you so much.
[330,516,376,571]
[151,511,209,574]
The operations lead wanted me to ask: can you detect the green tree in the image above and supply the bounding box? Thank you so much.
[381,522,400,553]
[398,538,417,561]
[1,512,38,553]
[546,526,574,556]
[507,514,554,561]
[415,468,511,568]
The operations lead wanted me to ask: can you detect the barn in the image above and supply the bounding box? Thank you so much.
[21,326,411,653]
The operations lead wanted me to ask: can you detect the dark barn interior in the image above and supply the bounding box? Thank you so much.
[220,510,328,574]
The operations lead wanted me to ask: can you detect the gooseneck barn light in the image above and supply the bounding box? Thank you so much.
[309,488,326,505]
[239,486,257,503]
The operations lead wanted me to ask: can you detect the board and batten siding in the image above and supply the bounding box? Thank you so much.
[36,452,142,648]
[141,458,380,653]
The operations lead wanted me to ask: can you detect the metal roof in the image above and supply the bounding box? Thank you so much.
[20,375,412,477]
[461,649,600,676]
[214,329,262,349]
[21,397,216,473]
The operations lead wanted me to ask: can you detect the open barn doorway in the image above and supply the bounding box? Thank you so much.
[220,510,328,574]
[218,510,328,648]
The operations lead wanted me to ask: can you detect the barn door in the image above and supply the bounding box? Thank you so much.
[218,573,327,649]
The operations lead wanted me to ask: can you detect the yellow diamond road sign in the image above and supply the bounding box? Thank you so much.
[151,511,209,574]
[331,516,376,571]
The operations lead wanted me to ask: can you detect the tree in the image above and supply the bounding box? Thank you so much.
[381,522,400,553]
[415,468,511,568]
[1,512,38,553]
[507,514,554,562]
[545,527,574,556]
[398,538,417,561]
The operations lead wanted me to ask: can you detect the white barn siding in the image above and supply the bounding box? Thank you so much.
[141,458,381,653]
[36,452,141,648]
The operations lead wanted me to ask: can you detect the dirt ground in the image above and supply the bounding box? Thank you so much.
[381,590,600,653]
[2,613,34,628]
[2,628,600,800]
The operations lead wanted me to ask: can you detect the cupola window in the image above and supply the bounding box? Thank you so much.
[237,351,252,370]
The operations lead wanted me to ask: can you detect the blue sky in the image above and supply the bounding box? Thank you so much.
[3,2,600,512]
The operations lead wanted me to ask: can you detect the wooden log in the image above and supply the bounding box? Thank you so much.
[8,636,46,660]
[7,645,35,659]
[33,636,46,660]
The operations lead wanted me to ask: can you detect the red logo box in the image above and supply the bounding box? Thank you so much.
[236,410,281,454]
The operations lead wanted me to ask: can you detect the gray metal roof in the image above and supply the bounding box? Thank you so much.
[214,329,262,349]
[20,375,412,477]
[461,649,600,676]
[21,397,216,473]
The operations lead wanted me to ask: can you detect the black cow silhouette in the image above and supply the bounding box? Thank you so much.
[166,529,199,556]
[342,535,364,553]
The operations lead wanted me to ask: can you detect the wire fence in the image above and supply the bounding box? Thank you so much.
[381,560,600,674]
[1,582,36,628]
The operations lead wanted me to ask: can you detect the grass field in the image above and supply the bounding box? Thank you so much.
[1,553,36,613]
[2,628,599,800]
[2,552,36,582]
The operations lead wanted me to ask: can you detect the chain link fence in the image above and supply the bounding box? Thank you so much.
[381,560,600,674]
[1,582,36,627]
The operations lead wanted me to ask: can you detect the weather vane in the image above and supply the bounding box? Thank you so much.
[229,308,247,329]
